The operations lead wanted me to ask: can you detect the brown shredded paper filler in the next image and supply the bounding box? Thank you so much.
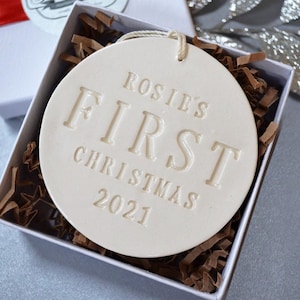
[0,11,281,294]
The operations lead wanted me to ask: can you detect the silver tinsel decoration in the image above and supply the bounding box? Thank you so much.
[188,0,300,95]
[280,0,300,23]
[227,0,263,20]
[212,0,264,30]
[186,0,213,11]
[197,30,244,49]
[256,29,300,94]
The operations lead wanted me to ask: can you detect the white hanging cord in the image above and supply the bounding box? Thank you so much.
[167,30,187,61]
[117,30,188,61]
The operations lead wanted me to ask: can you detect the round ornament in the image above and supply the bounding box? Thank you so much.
[39,34,257,258]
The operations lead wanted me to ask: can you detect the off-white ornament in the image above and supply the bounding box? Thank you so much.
[39,35,257,258]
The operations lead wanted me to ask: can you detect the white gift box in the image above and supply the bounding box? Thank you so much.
[0,3,294,299]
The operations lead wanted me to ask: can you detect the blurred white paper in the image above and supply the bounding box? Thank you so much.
[21,0,128,35]
[0,0,195,119]
[125,0,195,35]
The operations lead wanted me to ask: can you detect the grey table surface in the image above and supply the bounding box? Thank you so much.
[1,1,300,299]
